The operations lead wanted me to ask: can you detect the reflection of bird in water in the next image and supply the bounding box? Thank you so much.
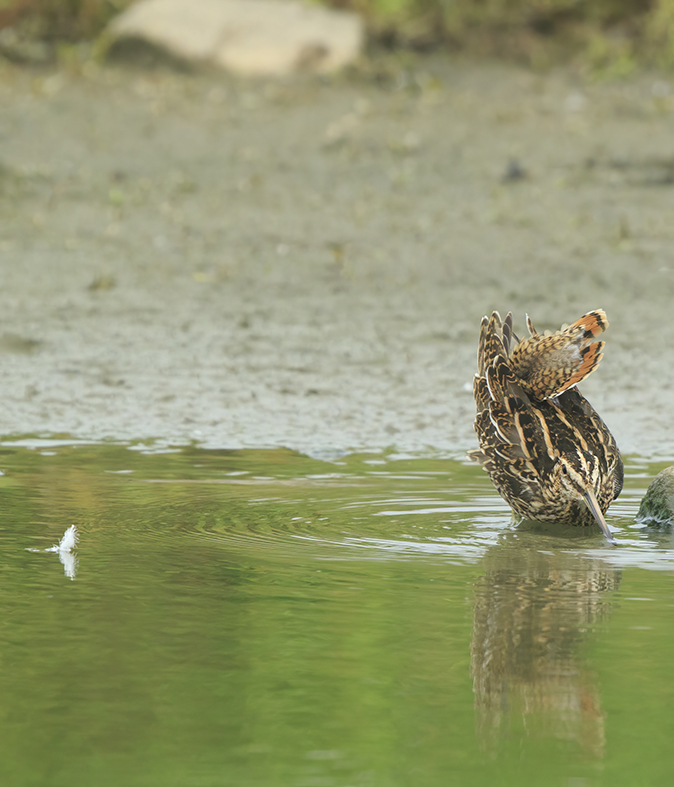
[471,538,621,759]
[468,310,623,544]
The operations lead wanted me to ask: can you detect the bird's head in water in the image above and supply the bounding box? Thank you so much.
[553,451,616,545]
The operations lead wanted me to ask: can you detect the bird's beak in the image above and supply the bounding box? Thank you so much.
[583,487,617,545]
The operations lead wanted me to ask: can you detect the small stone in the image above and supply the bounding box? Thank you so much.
[108,0,364,76]
[501,158,527,183]
[88,274,118,292]
[636,466,674,527]
[0,333,42,354]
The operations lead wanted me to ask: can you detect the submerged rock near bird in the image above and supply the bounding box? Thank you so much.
[636,466,674,527]
[468,310,623,545]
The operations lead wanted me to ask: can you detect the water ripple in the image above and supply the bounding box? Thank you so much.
[123,459,674,572]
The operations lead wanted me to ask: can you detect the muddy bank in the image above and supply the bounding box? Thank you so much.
[1,56,673,459]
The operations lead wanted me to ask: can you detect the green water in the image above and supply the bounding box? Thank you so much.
[1,441,673,787]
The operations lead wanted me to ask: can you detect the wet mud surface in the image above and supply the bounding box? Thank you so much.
[1,56,674,458]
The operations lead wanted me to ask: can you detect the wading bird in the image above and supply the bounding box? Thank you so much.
[468,310,623,545]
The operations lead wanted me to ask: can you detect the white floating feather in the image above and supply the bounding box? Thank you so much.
[26,525,79,580]
[44,525,78,554]
[57,525,78,553]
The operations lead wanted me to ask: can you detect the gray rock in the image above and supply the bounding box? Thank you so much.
[637,466,674,526]
[108,0,364,75]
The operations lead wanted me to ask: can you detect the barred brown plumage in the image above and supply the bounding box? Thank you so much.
[468,310,623,545]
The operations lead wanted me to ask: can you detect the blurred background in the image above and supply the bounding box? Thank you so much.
[3,0,674,69]
[1,0,674,458]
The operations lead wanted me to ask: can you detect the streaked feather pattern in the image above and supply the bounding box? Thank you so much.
[470,310,623,540]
